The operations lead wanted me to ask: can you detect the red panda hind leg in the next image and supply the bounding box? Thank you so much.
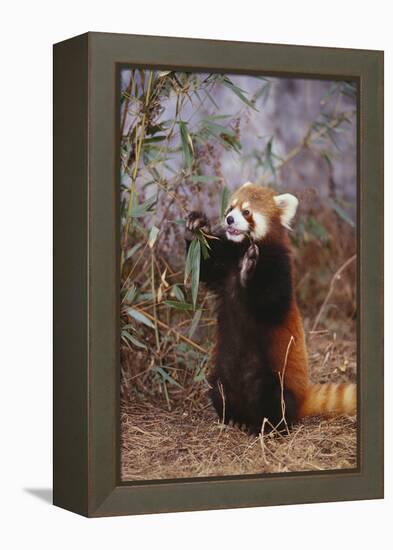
[269,307,357,421]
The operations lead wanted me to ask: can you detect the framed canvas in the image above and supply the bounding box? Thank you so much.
[53,32,384,517]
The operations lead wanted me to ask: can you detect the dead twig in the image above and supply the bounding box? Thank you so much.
[278,335,295,435]
[311,255,356,332]
[128,307,208,354]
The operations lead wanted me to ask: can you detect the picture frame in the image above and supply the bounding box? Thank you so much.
[53,32,384,517]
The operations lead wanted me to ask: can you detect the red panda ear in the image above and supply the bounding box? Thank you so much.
[274,193,299,229]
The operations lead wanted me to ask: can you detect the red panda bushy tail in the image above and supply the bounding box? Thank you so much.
[299,383,356,418]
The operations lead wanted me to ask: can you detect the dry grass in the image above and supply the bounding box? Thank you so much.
[121,332,357,481]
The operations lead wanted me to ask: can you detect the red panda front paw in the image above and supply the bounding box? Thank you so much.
[240,243,259,287]
[186,211,210,233]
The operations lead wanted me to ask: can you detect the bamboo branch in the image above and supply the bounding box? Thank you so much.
[260,110,355,183]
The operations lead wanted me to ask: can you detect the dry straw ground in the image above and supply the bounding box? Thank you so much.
[121,332,357,481]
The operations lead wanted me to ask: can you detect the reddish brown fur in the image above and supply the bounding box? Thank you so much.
[188,182,356,432]
[229,183,356,420]
[229,185,280,220]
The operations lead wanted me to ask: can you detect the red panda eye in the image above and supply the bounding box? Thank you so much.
[242,209,250,217]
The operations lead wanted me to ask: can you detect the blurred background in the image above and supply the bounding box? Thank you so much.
[119,69,357,410]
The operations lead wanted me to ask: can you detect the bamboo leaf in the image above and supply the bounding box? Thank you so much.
[185,238,198,283]
[265,137,276,177]
[204,87,219,109]
[154,366,183,388]
[136,292,153,302]
[125,242,142,260]
[196,232,211,260]
[179,121,193,169]
[202,120,237,138]
[121,330,147,349]
[191,175,220,184]
[188,309,202,338]
[143,136,166,144]
[148,225,160,248]
[330,200,355,228]
[124,284,137,304]
[254,81,271,103]
[220,186,230,218]
[204,114,232,121]
[126,307,155,329]
[164,300,194,311]
[130,195,157,217]
[220,76,258,111]
[173,284,185,302]
[200,239,210,260]
[191,239,201,308]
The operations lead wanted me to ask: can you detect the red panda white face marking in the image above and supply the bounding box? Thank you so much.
[225,205,250,242]
[225,183,298,242]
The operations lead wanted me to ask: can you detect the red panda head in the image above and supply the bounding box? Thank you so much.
[224,182,299,243]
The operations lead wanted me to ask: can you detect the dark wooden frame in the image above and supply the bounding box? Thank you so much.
[53,32,384,517]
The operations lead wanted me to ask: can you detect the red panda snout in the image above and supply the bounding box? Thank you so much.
[225,206,251,242]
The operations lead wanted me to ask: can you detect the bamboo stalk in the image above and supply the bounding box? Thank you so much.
[120,71,135,137]
[121,71,154,272]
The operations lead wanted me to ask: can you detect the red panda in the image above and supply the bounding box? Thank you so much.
[185,182,356,435]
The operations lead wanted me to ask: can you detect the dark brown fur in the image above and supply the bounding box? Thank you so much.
[186,184,356,434]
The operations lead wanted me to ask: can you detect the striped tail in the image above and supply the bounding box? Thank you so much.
[299,383,357,418]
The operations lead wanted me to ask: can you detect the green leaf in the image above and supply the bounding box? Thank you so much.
[143,136,166,144]
[191,239,201,308]
[173,284,185,302]
[202,120,237,138]
[148,225,160,248]
[330,200,355,228]
[184,238,202,308]
[178,121,193,169]
[321,150,333,169]
[190,175,220,184]
[136,292,154,302]
[124,284,137,304]
[126,307,155,329]
[125,242,142,261]
[307,216,330,243]
[164,300,194,311]
[200,241,210,260]
[194,366,207,383]
[203,114,232,121]
[204,87,219,109]
[194,356,208,382]
[188,309,202,338]
[121,330,147,349]
[220,186,230,218]
[154,366,183,388]
[185,238,198,283]
[130,195,157,218]
[265,137,276,177]
[254,81,271,103]
[195,232,211,260]
[220,76,258,111]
